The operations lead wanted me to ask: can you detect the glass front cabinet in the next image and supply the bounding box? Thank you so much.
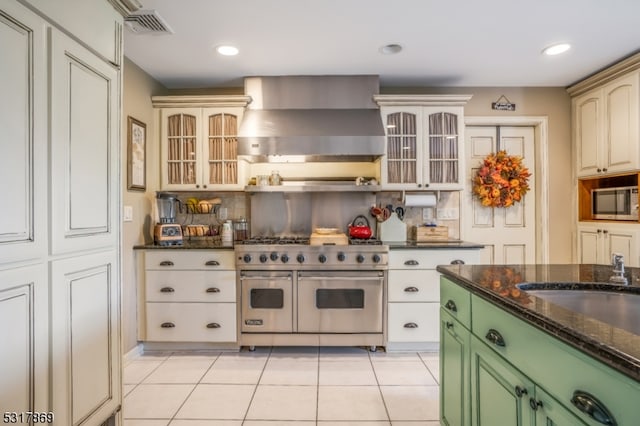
[375,95,472,190]
[154,96,251,191]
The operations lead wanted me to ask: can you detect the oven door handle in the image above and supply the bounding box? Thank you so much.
[240,275,292,281]
[298,275,384,281]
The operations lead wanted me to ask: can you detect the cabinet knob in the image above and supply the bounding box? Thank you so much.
[417,184,422,188]
[159,261,174,266]
[205,260,221,266]
[160,287,175,293]
[203,185,207,188]
[529,398,543,411]
[206,322,221,329]
[597,168,602,173]
[160,322,175,328]
[602,229,608,234]
[515,386,528,398]
[445,300,458,312]
[196,184,200,188]
[206,287,221,293]
[602,168,608,172]
[450,259,465,265]
[403,322,419,328]
[485,328,506,347]
[570,390,617,426]
[404,260,419,266]
[445,321,454,329]
[404,286,419,293]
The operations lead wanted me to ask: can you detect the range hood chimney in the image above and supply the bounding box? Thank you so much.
[238,75,386,162]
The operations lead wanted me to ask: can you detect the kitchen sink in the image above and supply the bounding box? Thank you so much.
[517,282,640,335]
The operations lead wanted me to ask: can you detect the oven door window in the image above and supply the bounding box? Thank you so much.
[316,289,364,309]
[250,288,284,309]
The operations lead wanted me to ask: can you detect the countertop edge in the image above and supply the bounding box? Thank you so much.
[437,266,640,383]
[386,241,484,249]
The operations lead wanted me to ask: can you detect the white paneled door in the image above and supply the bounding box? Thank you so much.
[464,126,536,264]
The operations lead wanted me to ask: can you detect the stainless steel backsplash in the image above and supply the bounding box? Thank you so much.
[250,192,376,237]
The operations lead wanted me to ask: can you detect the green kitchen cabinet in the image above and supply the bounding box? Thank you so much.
[440,276,637,426]
[440,309,471,426]
[470,334,534,426]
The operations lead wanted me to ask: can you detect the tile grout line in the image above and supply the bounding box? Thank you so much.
[419,352,440,385]
[241,346,273,425]
[368,349,393,424]
[122,351,175,421]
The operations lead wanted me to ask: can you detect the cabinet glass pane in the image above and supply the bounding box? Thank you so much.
[386,112,418,184]
[428,112,459,183]
[167,114,197,184]
[207,113,238,184]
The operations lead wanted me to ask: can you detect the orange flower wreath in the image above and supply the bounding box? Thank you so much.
[473,150,531,208]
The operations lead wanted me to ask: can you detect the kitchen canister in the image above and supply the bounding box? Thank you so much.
[221,220,233,241]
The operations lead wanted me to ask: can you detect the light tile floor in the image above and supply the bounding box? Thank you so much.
[123,346,440,426]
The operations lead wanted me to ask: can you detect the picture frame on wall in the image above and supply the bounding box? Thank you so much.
[127,116,146,191]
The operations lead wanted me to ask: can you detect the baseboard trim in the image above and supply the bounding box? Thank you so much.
[123,343,144,364]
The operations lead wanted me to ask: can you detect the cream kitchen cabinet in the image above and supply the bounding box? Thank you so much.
[374,95,472,191]
[386,248,479,351]
[141,250,238,345]
[153,96,251,191]
[0,0,130,424]
[572,68,640,178]
[577,222,640,267]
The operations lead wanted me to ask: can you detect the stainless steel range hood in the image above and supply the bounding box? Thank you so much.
[238,76,385,162]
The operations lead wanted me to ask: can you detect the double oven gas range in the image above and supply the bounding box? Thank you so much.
[235,237,388,350]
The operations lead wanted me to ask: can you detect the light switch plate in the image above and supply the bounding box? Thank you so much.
[123,205,133,222]
[437,207,459,220]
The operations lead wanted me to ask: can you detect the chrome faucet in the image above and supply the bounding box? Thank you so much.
[610,253,628,285]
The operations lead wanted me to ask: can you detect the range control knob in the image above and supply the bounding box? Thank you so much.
[243,254,252,263]
[356,254,365,263]
[318,254,327,263]
[259,254,268,263]
[296,254,305,264]
[337,252,346,262]
[281,254,290,263]
[372,254,381,263]
[270,252,279,261]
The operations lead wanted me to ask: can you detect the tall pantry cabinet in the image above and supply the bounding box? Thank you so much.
[0,0,134,425]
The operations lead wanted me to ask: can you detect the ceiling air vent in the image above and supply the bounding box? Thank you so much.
[125,9,174,35]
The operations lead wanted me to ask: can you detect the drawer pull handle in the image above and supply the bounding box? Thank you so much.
[205,260,220,266]
[445,321,454,329]
[485,328,506,347]
[404,286,419,293]
[404,322,419,328]
[206,287,221,293]
[445,300,457,312]
[515,386,528,398]
[404,260,419,266]
[570,390,617,426]
[160,322,175,328]
[206,322,221,329]
[160,287,175,293]
[529,398,543,411]
[159,261,174,266]
[450,259,465,265]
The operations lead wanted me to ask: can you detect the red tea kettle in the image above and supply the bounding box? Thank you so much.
[348,215,373,239]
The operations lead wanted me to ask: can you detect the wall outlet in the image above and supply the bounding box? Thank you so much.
[437,207,459,220]
[422,207,434,222]
[123,205,133,222]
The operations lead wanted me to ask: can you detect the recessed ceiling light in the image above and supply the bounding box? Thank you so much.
[542,43,571,56]
[216,45,239,56]
[380,44,402,55]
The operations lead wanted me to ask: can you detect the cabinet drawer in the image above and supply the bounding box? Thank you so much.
[387,302,439,342]
[144,250,235,270]
[388,270,439,302]
[471,294,640,425]
[145,302,236,342]
[389,249,479,269]
[145,270,236,302]
[440,277,471,328]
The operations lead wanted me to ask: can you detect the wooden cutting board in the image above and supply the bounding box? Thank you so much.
[310,232,349,246]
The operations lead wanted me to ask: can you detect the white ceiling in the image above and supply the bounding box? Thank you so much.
[123,0,640,90]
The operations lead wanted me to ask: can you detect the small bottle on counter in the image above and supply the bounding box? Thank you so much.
[221,220,233,242]
[269,170,281,185]
[234,217,249,241]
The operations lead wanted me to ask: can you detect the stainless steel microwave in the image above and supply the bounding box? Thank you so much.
[591,186,639,220]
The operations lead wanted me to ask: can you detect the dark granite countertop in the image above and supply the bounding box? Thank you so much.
[134,240,234,250]
[437,264,640,382]
[387,240,484,249]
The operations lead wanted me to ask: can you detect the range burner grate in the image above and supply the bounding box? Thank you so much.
[348,237,382,245]
[239,236,310,245]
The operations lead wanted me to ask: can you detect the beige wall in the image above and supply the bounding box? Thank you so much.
[121,58,167,354]
[381,86,573,263]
